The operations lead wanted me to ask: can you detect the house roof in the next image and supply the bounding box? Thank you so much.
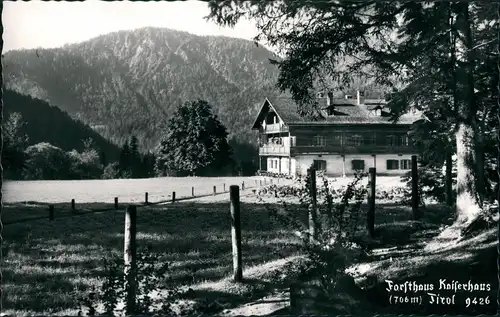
[251,97,420,127]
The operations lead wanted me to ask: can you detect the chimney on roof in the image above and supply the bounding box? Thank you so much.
[357,90,365,105]
[326,91,334,106]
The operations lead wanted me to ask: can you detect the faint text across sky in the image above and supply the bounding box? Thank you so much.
[2,0,260,52]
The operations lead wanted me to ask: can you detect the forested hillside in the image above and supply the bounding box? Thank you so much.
[3,27,281,152]
[4,89,121,160]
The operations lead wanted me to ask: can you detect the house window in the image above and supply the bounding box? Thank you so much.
[399,135,409,146]
[351,135,363,146]
[400,159,411,170]
[386,135,396,146]
[313,135,326,146]
[313,159,327,171]
[351,160,365,171]
[386,159,400,170]
[270,159,276,169]
[331,133,342,146]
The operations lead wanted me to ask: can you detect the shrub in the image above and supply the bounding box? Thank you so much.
[264,168,369,299]
[400,165,455,205]
[102,162,121,179]
[255,170,294,179]
[258,180,408,204]
[77,247,180,316]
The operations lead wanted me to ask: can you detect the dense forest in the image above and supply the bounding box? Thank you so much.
[2,89,122,180]
[4,89,121,160]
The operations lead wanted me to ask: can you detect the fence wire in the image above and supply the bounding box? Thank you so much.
[3,176,286,226]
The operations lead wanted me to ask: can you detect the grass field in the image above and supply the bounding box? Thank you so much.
[2,176,286,204]
[5,175,495,316]
[4,195,497,316]
[2,197,303,316]
[2,175,404,204]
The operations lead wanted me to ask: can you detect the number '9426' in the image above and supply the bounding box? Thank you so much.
[465,296,490,308]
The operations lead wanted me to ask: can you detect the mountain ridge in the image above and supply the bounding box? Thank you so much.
[4,27,281,152]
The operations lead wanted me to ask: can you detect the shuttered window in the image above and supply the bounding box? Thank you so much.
[351,160,365,171]
[313,159,327,171]
[386,160,399,170]
[400,159,411,170]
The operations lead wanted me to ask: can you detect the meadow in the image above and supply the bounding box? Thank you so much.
[2,198,304,316]
[2,175,403,204]
[2,176,288,204]
[2,175,497,316]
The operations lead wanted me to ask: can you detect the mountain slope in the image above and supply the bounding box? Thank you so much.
[3,89,121,161]
[3,27,281,151]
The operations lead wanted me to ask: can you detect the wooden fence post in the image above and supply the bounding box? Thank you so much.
[224,183,226,192]
[230,185,243,282]
[49,205,54,221]
[290,283,297,312]
[411,155,420,220]
[260,180,262,186]
[308,168,317,243]
[172,192,176,203]
[145,192,149,205]
[114,197,118,210]
[192,186,194,197]
[71,199,75,213]
[367,167,376,237]
[213,186,216,196]
[124,205,137,314]
[242,181,245,190]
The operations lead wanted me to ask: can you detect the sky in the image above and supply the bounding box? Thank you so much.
[2,0,260,53]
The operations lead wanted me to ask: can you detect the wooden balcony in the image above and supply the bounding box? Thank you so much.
[260,123,289,134]
[259,144,290,156]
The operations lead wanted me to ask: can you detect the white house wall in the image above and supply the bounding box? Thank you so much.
[293,153,417,177]
[266,157,296,175]
[282,136,290,149]
[281,157,289,174]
